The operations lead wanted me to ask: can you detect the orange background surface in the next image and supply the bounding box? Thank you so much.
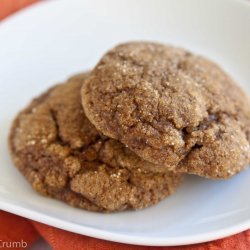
[0,0,249,249]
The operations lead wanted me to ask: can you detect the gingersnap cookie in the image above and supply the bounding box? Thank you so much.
[82,42,250,179]
[9,73,182,212]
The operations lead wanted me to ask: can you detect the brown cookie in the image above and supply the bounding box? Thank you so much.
[82,42,250,179]
[9,73,182,212]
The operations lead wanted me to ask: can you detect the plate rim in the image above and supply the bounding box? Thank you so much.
[0,198,249,246]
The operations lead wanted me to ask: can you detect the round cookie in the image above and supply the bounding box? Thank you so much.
[9,73,182,212]
[82,42,250,179]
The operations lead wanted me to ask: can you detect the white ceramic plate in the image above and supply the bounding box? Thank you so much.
[0,0,249,246]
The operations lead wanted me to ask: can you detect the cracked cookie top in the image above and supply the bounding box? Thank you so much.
[9,73,183,212]
[82,42,250,178]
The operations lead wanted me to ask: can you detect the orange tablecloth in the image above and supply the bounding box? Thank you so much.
[0,1,249,249]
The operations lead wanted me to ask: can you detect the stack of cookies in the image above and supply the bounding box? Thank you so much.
[9,42,250,212]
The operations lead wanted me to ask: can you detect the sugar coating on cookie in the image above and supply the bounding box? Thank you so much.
[9,73,182,212]
[82,42,250,179]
